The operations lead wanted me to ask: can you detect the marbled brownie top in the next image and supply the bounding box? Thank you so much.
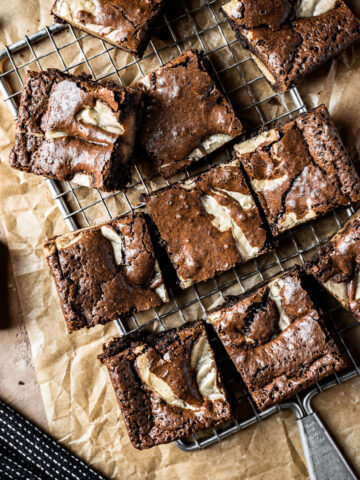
[208,268,346,410]
[138,50,243,178]
[10,68,142,191]
[307,209,360,320]
[99,321,232,449]
[234,105,360,235]
[221,0,360,92]
[52,0,166,57]
[43,213,168,332]
[144,160,269,288]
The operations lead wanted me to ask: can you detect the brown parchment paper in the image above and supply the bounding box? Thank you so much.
[1,1,360,479]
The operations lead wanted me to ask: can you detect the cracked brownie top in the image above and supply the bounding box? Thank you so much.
[207,267,346,410]
[137,49,243,179]
[143,159,269,289]
[220,0,296,29]
[99,321,232,449]
[221,0,360,92]
[43,213,168,333]
[10,69,143,192]
[307,208,360,321]
[51,0,166,57]
[234,105,360,236]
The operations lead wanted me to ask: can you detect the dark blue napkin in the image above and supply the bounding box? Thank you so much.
[0,399,106,480]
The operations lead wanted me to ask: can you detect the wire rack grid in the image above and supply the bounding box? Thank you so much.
[0,0,359,454]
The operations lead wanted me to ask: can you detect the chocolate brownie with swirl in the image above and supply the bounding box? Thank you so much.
[137,50,243,179]
[307,209,360,321]
[43,213,169,333]
[233,105,360,236]
[10,69,143,192]
[221,0,360,92]
[207,267,346,410]
[99,321,232,449]
[143,159,269,289]
[52,0,167,58]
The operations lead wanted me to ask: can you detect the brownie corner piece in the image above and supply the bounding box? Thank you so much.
[207,267,346,410]
[10,68,143,192]
[138,49,243,178]
[234,105,360,236]
[43,212,168,333]
[307,208,360,321]
[51,0,167,58]
[100,321,232,449]
[221,0,360,92]
[144,159,270,289]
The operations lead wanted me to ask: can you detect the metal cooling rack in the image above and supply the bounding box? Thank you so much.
[1,2,359,478]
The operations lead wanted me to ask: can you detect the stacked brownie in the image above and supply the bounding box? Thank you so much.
[221,0,360,92]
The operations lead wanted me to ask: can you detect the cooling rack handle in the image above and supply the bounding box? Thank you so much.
[297,411,357,480]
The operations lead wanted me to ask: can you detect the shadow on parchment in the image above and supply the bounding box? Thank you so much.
[0,240,10,329]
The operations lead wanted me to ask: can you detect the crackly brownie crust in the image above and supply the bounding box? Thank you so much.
[10,69,143,192]
[307,209,360,321]
[221,0,360,92]
[52,0,166,58]
[233,105,360,236]
[143,159,269,289]
[207,267,346,410]
[43,213,168,333]
[137,50,243,179]
[99,321,232,449]
[220,0,298,30]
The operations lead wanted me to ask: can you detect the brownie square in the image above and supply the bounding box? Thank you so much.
[98,321,232,449]
[207,268,346,410]
[10,69,143,192]
[143,160,269,289]
[52,0,166,58]
[234,105,360,236]
[137,50,243,179]
[307,208,360,321]
[43,213,168,333]
[221,0,360,92]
